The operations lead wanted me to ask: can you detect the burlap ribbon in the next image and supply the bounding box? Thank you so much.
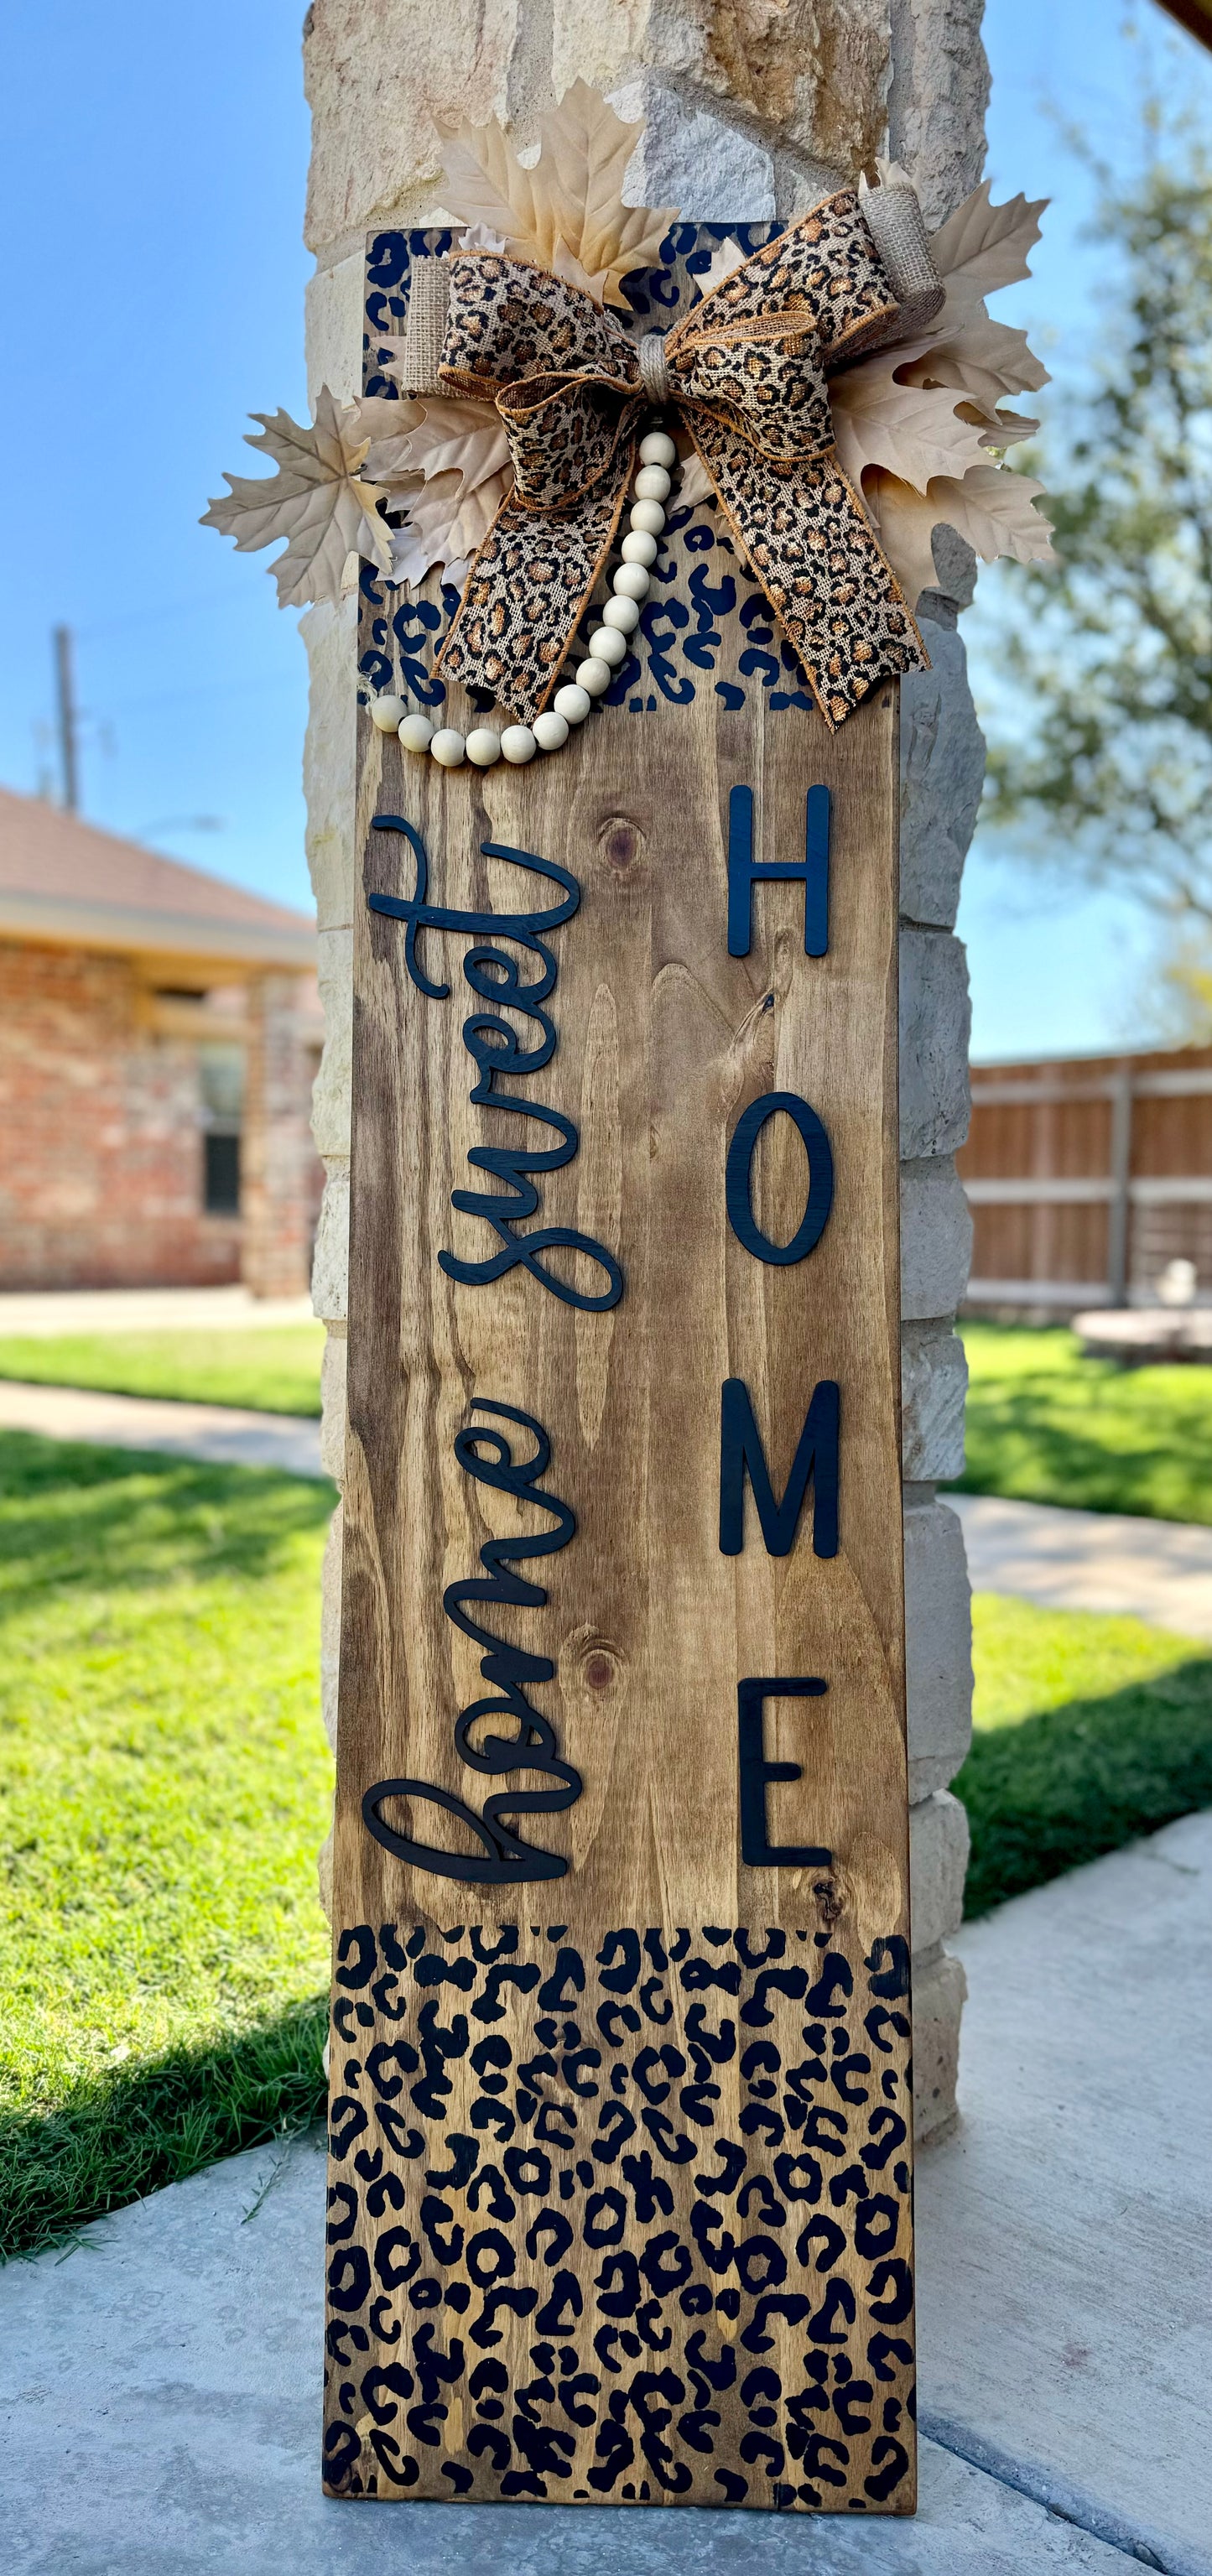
[432,191,929,731]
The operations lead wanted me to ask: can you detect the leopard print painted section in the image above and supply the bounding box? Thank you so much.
[322,1923,915,2513]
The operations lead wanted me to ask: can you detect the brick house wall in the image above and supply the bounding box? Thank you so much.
[0,937,316,1291]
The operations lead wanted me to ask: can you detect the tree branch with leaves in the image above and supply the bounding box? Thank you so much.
[984,117,1212,935]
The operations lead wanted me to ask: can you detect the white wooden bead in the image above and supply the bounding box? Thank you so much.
[602,595,640,634]
[429,727,466,768]
[639,430,677,468]
[629,498,665,536]
[612,562,650,601]
[398,713,435,753]
[370,695,404,733]
[466,727,502,767]
[634,464,672,502]
[501,725,538,764]
[554,684,591,724]
[533,710,570,751]
[576,657,612,696]
[622,529,658,568]
[589,626,627,666]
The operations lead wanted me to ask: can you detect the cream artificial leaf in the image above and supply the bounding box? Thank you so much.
[371,394,513,588]
[549,234,606,300]
[895,316,1050,407]
[928,180,1048,323]
[358,392,512,583]
[348,393,428,484]
[955,400,1040,448]
[437,121,539,260]
[829,356,991,494]
[439,80,676,307]
[678,450,715,509]
[927,462,1055,566]
[201,388,393,607]
[358,393,511,499]
[865,461,1054,607]
[538,81,676,303]
[698,236,749,298]
[390,466,502,591]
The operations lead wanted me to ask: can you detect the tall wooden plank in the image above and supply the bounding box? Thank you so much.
[324,230,913,2518]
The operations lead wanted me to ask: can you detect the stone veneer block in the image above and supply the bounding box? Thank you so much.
[558,0,890,176]
[902,1319,968,1482]
[312,929,353,1162]
[909,1788,971,1953]
[899,926,972,1159]
[303,0,523,257]
[913,1943,968,2141]
[900,619,986,932]
[320,1328,348,1481]
[302,599,357,936]
[311,1157,350,1323]
[304,252,367,409]
[887,0,991,225]
[901,1153,973,1323]
[904,1495,974,1798]
[320,1501,344,1754]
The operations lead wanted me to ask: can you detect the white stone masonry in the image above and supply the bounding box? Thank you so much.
[302,0,987,2140]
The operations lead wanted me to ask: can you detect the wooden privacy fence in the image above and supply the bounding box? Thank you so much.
[960,1043,1212,1310]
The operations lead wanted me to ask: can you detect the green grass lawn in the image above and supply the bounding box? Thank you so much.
[4,1403,1211,2258]
[959,1591,1212,1914]
[0,1429,334,2260]
[955,1318,1212,1524]
[0,1325,324,1417]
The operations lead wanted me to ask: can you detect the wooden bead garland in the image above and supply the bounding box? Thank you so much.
[373,427,679,771]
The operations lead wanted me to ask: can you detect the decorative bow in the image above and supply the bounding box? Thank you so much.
[434,192,929,731]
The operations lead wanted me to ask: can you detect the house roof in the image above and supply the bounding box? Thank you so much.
[1154,0,1212,47]
[0,787,315,971]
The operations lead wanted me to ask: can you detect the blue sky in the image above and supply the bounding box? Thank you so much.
[1,2,1209,1051]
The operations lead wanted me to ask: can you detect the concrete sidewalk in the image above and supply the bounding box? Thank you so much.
[0,1378,325,1477]
[953,1490,1212,1640]
[2,1814,1208,2575]
[0,1284,316,1335]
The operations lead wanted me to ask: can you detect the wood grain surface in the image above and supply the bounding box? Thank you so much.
[324,492,913,2514]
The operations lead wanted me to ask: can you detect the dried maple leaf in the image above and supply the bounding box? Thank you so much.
[865,461,1054,608]
[438,79,676,308]
[201,388,393,606]
[894,316,1049,409]
[678,449,715,511]
[353,393,513,588]
[696,236,749,299]
[929,180,1048,325]
[829,353,991,494]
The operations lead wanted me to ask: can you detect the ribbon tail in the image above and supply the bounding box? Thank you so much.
[685,416,929,731]
[435,455,634,727]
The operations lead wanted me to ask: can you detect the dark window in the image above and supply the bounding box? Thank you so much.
[204,1131,241,1215]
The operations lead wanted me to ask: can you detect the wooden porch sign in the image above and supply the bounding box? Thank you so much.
[323,230,914,2518]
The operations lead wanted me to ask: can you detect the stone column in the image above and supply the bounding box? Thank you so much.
[241,970,319,1299]
[302,0,986,2132]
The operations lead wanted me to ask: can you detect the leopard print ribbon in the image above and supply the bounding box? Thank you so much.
[435,191,929,731]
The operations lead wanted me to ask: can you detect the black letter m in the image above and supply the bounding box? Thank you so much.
[719,1377,839,1560]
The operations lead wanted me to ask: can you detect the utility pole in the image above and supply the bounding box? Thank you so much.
[53,625,79,812]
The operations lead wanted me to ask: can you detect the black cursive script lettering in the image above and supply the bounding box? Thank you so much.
[367,818,623,1311]
[362,1400,581,1883]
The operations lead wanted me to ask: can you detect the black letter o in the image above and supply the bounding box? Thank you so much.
[726,1092,834,1265]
